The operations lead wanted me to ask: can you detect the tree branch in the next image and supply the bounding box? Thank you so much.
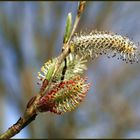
[0,1,86,139]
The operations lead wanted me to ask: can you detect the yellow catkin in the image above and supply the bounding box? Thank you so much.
[70,31,140,63]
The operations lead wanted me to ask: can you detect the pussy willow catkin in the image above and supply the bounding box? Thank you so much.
[37,54,87,86]
[70,31,140,63]
[36,75,90,114]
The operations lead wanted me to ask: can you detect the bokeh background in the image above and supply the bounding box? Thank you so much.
[0,1,140,138]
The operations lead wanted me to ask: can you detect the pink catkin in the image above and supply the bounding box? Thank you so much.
[36,75,90,114]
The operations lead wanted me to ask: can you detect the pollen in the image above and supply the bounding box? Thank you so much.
[37,54,87,87]
[36,75,90,115]
[70,30,140,64]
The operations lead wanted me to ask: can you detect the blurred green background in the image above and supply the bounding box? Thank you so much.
[0,1,140,138]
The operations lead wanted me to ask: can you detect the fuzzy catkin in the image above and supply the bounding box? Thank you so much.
[36,75,90,114]
[70,31,140,63]
[37,54,87,86]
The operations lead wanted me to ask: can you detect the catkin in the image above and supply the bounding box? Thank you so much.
[36,75,90,114]
[37,54,87,86]
[70,31,140,63]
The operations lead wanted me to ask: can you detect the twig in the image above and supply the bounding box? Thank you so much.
[61,1,86,80]
[67,1,86,45]
[0,1,86,139]
[41,1,86,97]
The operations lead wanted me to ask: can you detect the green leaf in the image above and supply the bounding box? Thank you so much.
[63,13,72,44]
[46,63,55,81]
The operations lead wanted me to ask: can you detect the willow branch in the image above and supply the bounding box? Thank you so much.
[53,1,86,77]
[41,1,86,96]
[0,1,86,139]
[0,94,39,139]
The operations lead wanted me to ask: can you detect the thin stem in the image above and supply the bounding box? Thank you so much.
[0,1,87,139]
[60,1,86,81]
[0,115,37,139]
[41,1,86,97]
[0,94,41,139]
